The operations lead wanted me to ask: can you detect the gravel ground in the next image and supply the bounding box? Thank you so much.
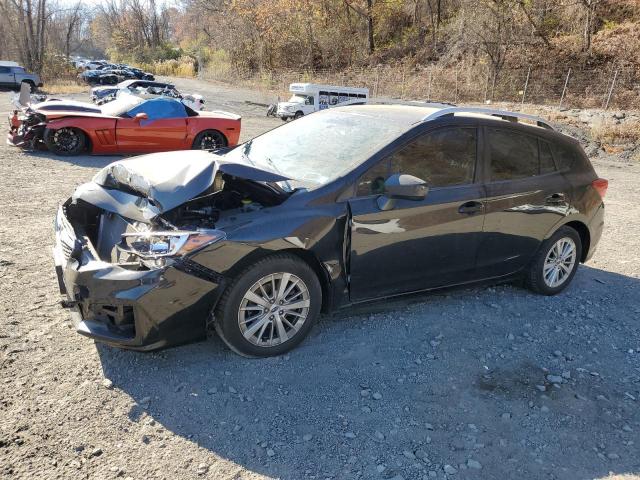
[0,78,639,480]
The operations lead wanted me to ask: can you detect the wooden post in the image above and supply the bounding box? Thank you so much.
[521,66,531,105]
[374,66,380,98]
[401,67,406,100]
[604,69,619,110]
[454,67,459,104]
[427,68,433,102]
[559,68,572,108]
[483,71,489,103]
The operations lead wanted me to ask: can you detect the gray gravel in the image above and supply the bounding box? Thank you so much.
[0,79,639,480]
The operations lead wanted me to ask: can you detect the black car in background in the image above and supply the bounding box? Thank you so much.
[53,105,607,357]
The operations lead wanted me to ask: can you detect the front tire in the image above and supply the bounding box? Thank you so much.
[214,254,322,357]
[525,226,582,295]
[43,127,87,156]
[294,111,304,120]
[192,129,227,150]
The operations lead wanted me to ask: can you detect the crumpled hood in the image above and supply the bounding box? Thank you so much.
[74,149,290,222]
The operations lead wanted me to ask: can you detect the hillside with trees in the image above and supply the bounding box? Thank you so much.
[0,0,639,107]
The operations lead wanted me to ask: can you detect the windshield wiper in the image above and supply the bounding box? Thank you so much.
[241,140,255,165]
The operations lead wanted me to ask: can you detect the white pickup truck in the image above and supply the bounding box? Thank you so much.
[0,61,43,91]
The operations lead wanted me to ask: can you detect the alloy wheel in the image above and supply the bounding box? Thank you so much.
[543,237,577,288]
[53,128,80,153]
[238,272,310,347]
[198,132,223,150]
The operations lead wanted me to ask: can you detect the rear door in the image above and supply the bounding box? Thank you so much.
[116,98,188,153]
[348,126,486,301]
[476,126,572,276]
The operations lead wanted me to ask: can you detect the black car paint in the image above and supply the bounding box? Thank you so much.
[54,114,604,351]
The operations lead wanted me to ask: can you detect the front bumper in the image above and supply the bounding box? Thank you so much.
[7,116,45,148]
[53,206,225,351]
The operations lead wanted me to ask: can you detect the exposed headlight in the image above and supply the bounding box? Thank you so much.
[117,229,225,262]
[285,106,294,112]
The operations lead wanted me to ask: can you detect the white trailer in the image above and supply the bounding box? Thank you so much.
[276,83,368,120]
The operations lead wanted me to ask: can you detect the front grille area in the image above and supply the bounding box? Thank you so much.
[176,258,225,284]
[82,303,136,338]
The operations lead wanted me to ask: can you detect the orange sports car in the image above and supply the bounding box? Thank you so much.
[8,95,241,156]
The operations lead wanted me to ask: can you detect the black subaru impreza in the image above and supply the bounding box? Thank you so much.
[53,105,607,356]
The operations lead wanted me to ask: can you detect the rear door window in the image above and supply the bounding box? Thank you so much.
[489,129,539,181]
[488,129,560,181]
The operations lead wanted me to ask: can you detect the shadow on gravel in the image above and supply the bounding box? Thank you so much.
[95,264,640,480]
[17,149,123,169]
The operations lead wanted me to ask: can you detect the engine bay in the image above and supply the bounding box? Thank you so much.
[161,174,287,230]
[65,173,289,265]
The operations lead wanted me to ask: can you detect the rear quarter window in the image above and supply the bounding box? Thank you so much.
[539,141,557,174]
[552,142,579,170]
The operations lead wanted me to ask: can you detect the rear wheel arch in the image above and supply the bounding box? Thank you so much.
[191,129,228,149]
[564,221,590,262]
[544,219,591,263]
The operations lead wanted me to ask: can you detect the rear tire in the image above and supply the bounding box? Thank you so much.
[192,129,227,150]
[43,127,87,156]
[214,254,322,357]
[525,226,582,295]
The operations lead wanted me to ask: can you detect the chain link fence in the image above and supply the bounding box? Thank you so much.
[200,62,640,110]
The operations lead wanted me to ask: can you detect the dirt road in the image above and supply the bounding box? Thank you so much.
[0,78,639,480]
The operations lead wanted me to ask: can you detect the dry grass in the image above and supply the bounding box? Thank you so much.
[137,58,196,78]
[591,120,640,144]
[42,81,88,95]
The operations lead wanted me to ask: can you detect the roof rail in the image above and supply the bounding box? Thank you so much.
[422,107,554,130]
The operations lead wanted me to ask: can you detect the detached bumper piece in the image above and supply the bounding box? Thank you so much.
[53,206,224,351]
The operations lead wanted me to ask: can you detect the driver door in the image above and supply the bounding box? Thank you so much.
[116,98,188,153]
[347,126,486,301]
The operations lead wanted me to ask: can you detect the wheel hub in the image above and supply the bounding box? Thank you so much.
[543,237,576,288]
[237,272,310,347]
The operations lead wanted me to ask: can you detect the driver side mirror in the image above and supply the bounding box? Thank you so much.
[134,112,148,121]
[377,173,428,211]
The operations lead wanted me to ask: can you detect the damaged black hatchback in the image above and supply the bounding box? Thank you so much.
[54,105,606,356]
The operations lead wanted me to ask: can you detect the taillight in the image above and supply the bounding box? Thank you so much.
[592,178,608,199]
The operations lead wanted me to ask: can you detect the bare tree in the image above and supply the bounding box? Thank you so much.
[579,0,602,54]
[345,0,376,53]
[471,0,515,99]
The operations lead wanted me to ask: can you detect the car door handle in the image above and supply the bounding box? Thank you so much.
[458,201,484,215]
[545,193,565,204]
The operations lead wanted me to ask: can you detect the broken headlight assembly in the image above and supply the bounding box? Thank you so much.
[116,229,225,267]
